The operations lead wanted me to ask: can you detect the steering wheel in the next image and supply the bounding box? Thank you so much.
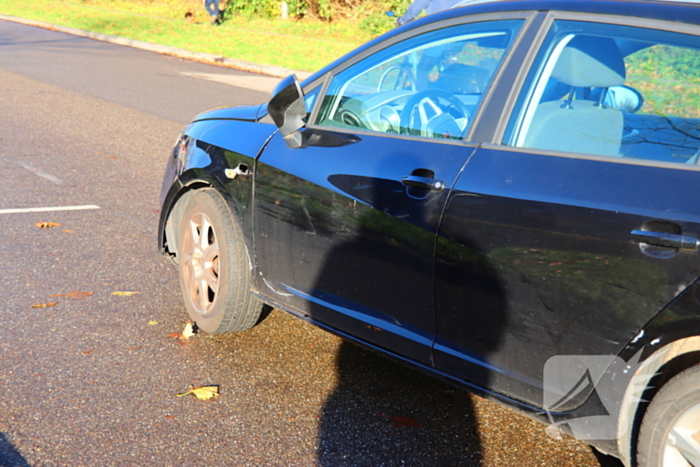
[377,65,417,92]
[399,89,470,138]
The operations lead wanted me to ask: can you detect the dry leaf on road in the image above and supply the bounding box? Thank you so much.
[169,322,196,342]
[111,291,140,296]
[31,302,57,308]
[182,322,195,339]
[35,221,62,229]
[177,385,220,400]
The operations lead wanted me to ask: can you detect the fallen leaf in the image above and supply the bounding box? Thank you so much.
[35,221,61,229]
[52,291,93,300]
[82,349,95,355]
[182,322,195,339]
[177,385,220,400]
[31,302,57,308]
[170,322,197,342]
[111,291,140,296]
[378,414,421,428]
[148,320,159,325]
[164,415,176,419]
[128,346,141,350]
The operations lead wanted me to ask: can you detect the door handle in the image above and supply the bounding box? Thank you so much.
[630,230,699,250]
[401,175,445,191]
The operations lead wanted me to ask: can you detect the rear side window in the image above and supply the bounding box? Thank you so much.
[503,20,700,166]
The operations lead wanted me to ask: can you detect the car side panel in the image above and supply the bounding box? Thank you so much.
[434,146,700,408]
[253,130,475,365]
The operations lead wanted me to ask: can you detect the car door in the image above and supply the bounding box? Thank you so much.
[433,15,700,408]
[253,16,528,365]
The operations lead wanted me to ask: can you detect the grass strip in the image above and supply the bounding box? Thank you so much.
[0,0,370,72]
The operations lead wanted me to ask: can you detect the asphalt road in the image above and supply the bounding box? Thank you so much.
[0,19,624,467]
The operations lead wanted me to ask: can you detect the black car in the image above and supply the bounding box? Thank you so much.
[158,1,700,465]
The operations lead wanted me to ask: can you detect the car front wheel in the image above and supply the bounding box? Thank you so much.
[637,363,700,467]
[176,188,263,334]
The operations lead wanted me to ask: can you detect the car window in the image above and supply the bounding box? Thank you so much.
[314,19,524,140]
[303,85,320,122]
[503,20,700,165]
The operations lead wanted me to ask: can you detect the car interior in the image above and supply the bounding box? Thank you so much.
[513,27,700,166]
[315,23,520,140]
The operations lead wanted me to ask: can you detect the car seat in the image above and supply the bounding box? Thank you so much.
[523,35,626,157]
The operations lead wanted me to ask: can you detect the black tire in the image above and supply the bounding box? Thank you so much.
[176,188,263,334]
[637,363,700,467]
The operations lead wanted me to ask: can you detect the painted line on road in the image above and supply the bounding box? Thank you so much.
[15,161,64,184]
[0,205,101,215]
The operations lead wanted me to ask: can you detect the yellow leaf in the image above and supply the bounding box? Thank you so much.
[177,385,220,400]
[35,221,61,229]
[111,291,140,296]
[31,302,57,308]
[182,322,195,340]
[148,320,158,325]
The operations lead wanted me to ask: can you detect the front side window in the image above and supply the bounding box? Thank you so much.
[315,19,524,140]
[504,20,700,165]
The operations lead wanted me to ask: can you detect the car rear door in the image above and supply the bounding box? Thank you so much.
[253,15,529,365]
[433,15,700,408]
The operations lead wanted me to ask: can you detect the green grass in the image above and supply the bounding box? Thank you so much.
[0,0,372,72]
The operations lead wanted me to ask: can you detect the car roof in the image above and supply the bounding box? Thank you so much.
[442,0,700,26]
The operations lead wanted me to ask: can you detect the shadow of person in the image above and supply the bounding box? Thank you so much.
[317,341,483,466]
[0,433,30,467]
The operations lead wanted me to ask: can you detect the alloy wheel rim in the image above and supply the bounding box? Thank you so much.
[180,211,220,315]
[663,402,700,467]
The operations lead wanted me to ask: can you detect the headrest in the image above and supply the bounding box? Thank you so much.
[552,36,625,88]
[436,64,490,94]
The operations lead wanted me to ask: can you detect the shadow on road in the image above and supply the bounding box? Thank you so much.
[317,341,483,467]
[0,433,30,467]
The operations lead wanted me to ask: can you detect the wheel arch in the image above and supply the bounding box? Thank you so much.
[158,169,248,265]
[617,332,700,466]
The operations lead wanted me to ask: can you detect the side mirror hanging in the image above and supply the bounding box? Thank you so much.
[267,75,306,149]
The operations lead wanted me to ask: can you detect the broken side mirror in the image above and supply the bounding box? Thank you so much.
[267,75,306,149]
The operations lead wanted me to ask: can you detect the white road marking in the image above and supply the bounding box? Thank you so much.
[15,161,64,184]
[180,72,280,93]
[0,205,100,215]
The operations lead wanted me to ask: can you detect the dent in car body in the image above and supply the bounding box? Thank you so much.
[158,108,276,258]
